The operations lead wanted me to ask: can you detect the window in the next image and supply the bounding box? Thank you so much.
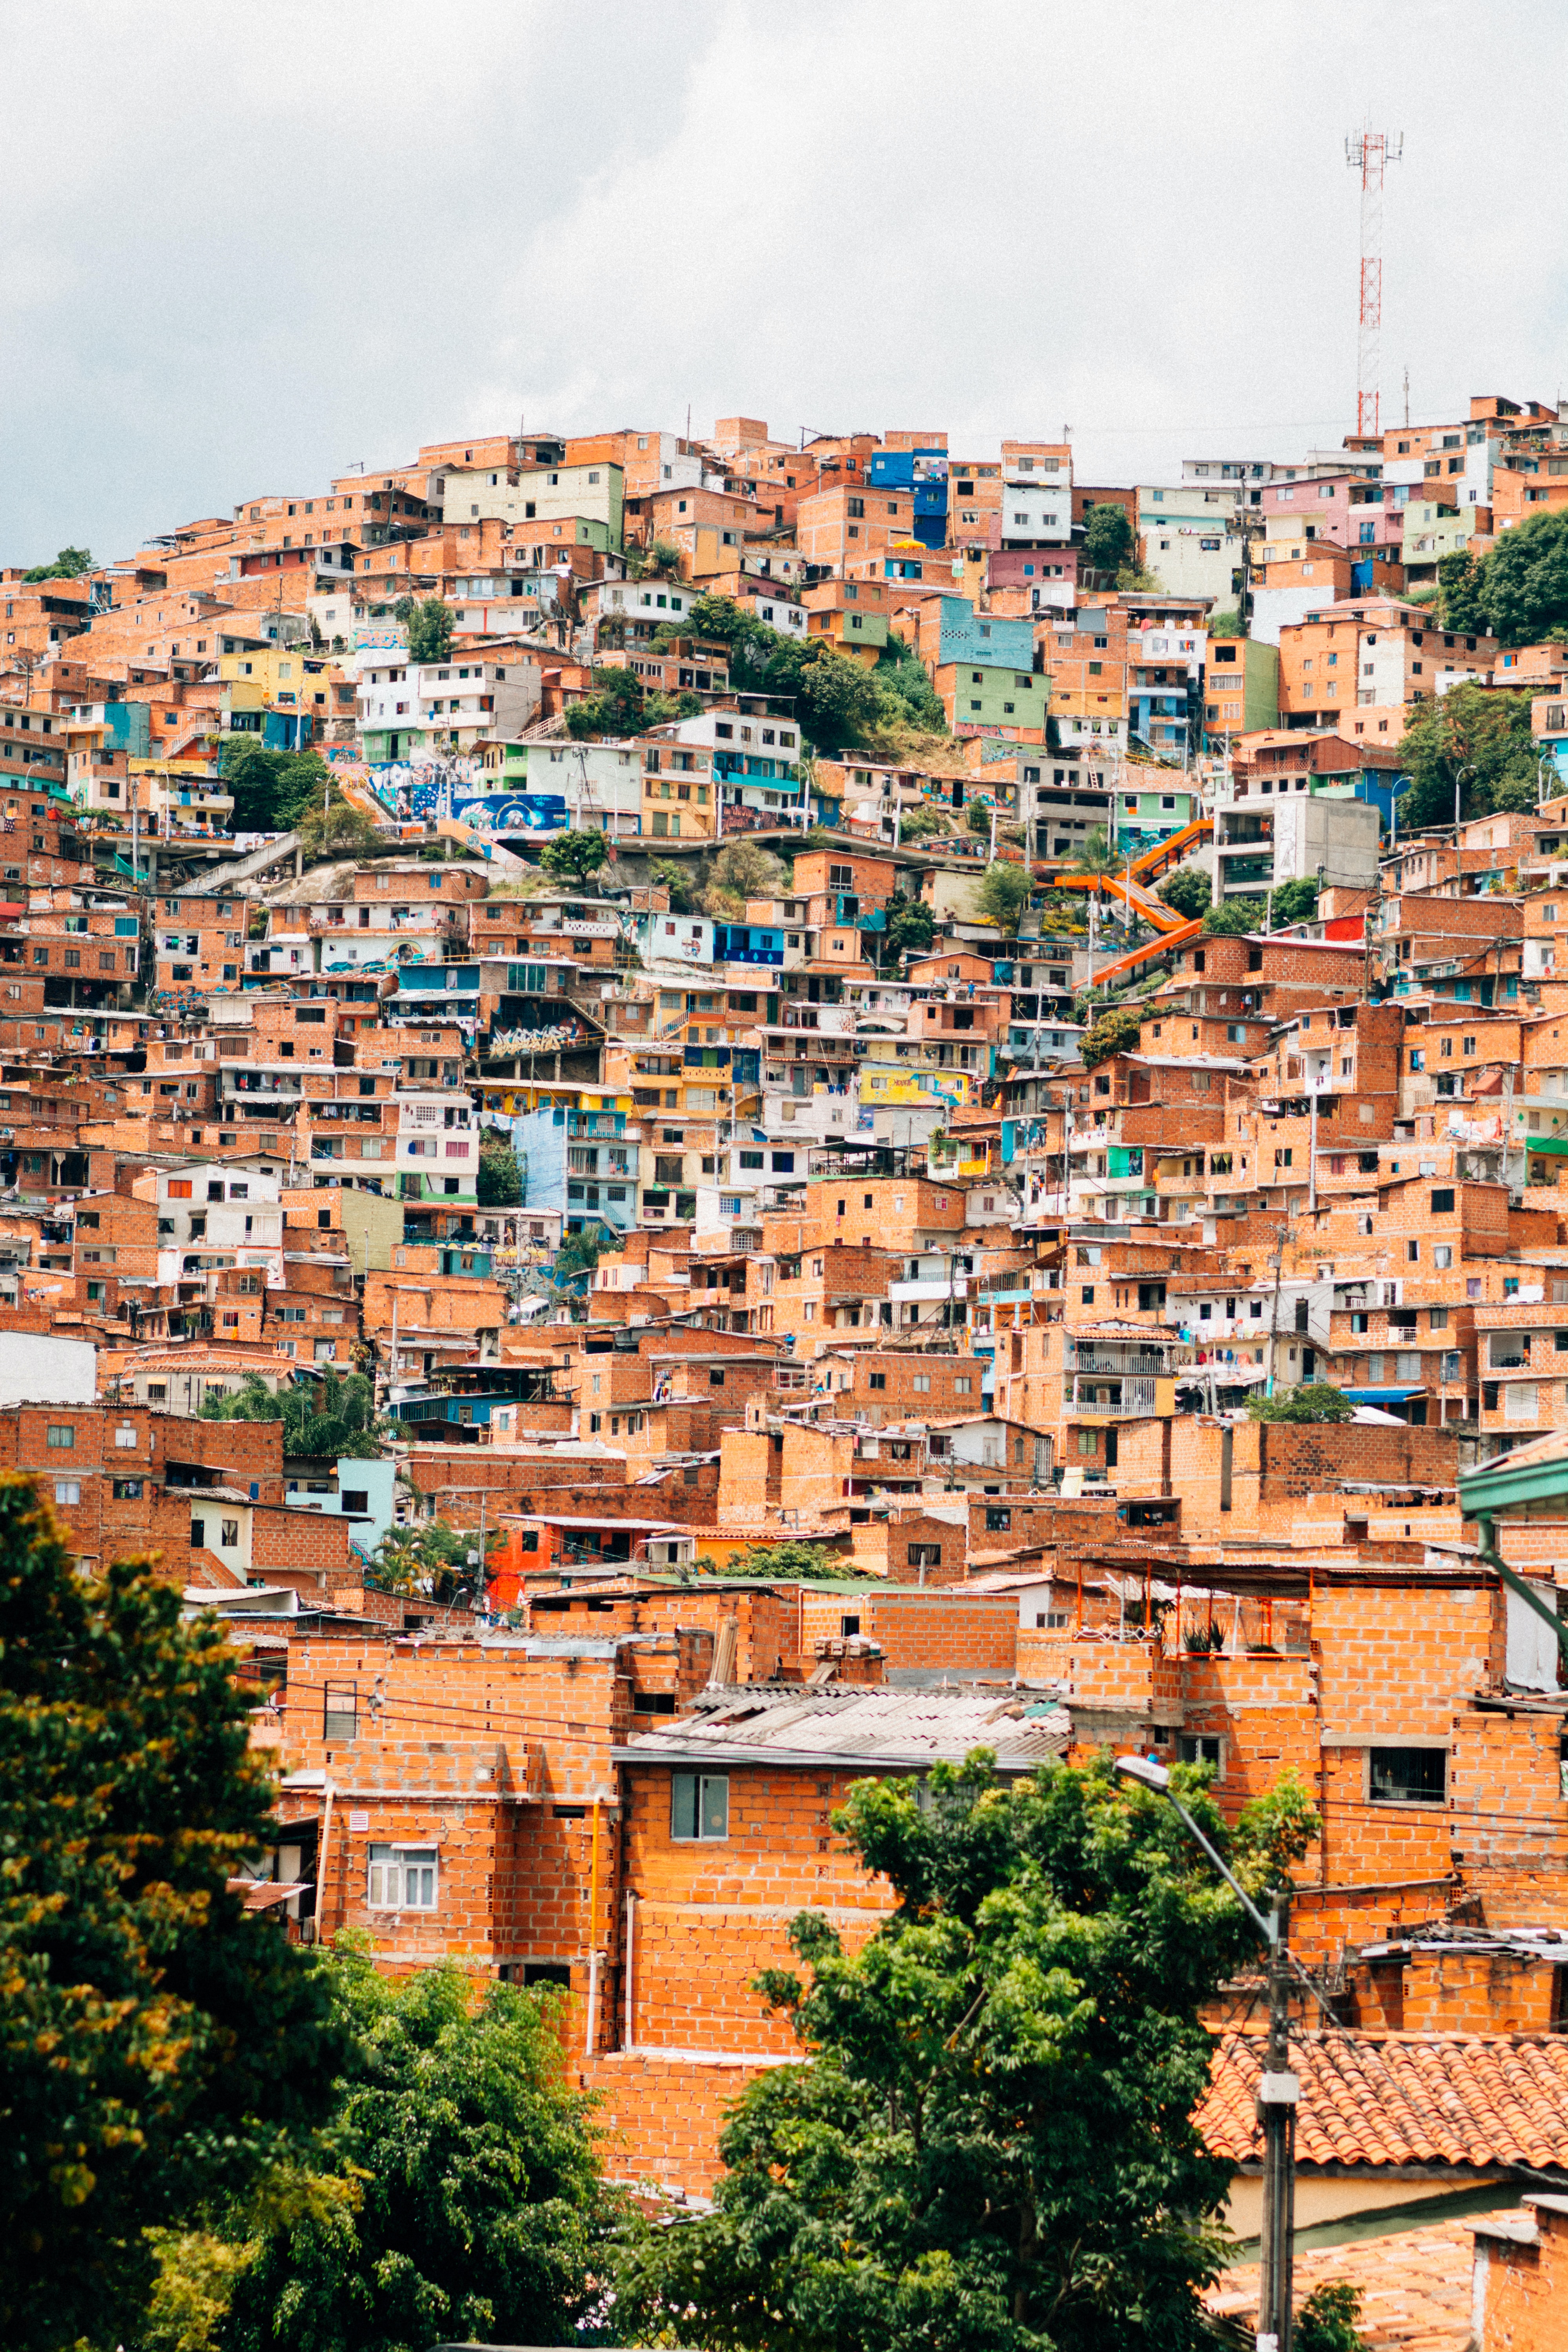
[1368,1747,1446,1805]
[671,1771,729,1839]
[112,1478,143,1500]
[53,1479,80,1505]
[908,1543,942,1568]
[220,1518,240,1546]
[46,1425,74,1448]
[1179,1734,1223,1769]
[113,1423,137,1448]
[367,1844,438,1909]
[869,1372,887,1390]
[323,1682,358,1740]
[189,1518,206,1548]
[984,1507,1012,1532]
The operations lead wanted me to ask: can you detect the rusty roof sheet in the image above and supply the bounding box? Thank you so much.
[1201,2029,1568,2174]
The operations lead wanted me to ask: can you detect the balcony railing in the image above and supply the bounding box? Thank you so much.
[1069,1352,1174,1376]
[1070,1376,1159,1415]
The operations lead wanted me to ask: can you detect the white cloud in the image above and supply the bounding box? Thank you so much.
[2,0,1566,558]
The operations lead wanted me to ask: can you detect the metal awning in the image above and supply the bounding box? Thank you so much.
[1345,1385,1424,1401]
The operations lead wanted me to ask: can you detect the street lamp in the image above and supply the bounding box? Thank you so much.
[1114,1754,1299,2352]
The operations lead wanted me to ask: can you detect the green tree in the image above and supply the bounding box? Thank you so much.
[564,664,648,740]
[1079,1002,1144,1067]
[619,1751,1317,2352]
[717,1540,856,1581]
[1437,549,1488,634]
[1481,507,1568,645]
[1269,875,1320,925]
[218,741,336,835]
[405,596,455,664]
[897,804,946,842]
[799,648,884,755]
[222,1951,622,2352]
[1156,866,1211,922]
[1208,609,1245,640]
[369,1517,492,1602]
[873,634,948,733]
[976,858,1031,934]
[1201,894,1268,936]
[478,1129,523,1207]
[0,1477,346,2351]
[710,838,788,900]
[297,795,380,864]
[554,1221,613,1284]
[1073,824,1120,876]
[1082,503,1134,577]
[202,1368,381,1461]
[1248,1381,1353,1424]
[539,827,609,887]
[651,857,700,913]
[1296,2281,1368,2352]
[22,544,93,583]
[882,895,935,966]
[1394,682,1539,832]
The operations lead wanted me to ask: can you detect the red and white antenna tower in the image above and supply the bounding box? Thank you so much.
[1345,125,1403,439]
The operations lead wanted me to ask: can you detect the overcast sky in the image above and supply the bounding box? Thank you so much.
[4,0,1565,564]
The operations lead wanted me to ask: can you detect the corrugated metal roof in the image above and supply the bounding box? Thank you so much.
[617,1686,1071,1770]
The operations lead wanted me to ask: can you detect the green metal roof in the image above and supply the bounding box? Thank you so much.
[1458,1430,1568,1518]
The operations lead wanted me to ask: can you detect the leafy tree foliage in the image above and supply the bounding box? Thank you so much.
[1436,550,1488,633]
[1248,1381,1353,1424]
[22,544,93,583]
[298,794,380,864]
[400,595,455,664]
[554,1221,613,1283]
[564,664,649,740]
[976,858,1031,934]
[620,1752,1316,2352]
[882,895,936,965]
[1207,608,1245,639]
[218,1952,622,2352]
[1201,894,1268,936]
[218,742,336,835]
[1395,683,1539,831]
[874,633,947,732]
[1073,824,1120,875]
[710,838,788,899]
[1082,503,1134,575]
[1079,1002,1144,1067]
[477,1129,523,1207]
[0,1477,345,2350]
[717,1540,857,1581]
[898,804,946,842]
[1480,507,1568,645]
[199,1368,381,1461]
[539,827,609,885]
[1296,2281,1368,2352]
[370,1516,493,1602]
[1269,875,1320,925]
[651,857,701,913]
[1156,866,1211,921]
[799,648,885,754]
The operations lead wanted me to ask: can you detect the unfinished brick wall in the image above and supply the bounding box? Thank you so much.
[1474,2200,1568,2352]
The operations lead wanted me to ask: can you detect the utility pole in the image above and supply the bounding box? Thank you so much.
[1115,1757,1300,2352]
[1259,1896,1298,2352]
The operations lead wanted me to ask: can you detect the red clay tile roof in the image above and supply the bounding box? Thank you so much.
[1201,2030,1568,2174]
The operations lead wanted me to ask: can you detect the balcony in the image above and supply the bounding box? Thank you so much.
[1069,1352,1175,1376]
[1069,1376,1160,1416]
